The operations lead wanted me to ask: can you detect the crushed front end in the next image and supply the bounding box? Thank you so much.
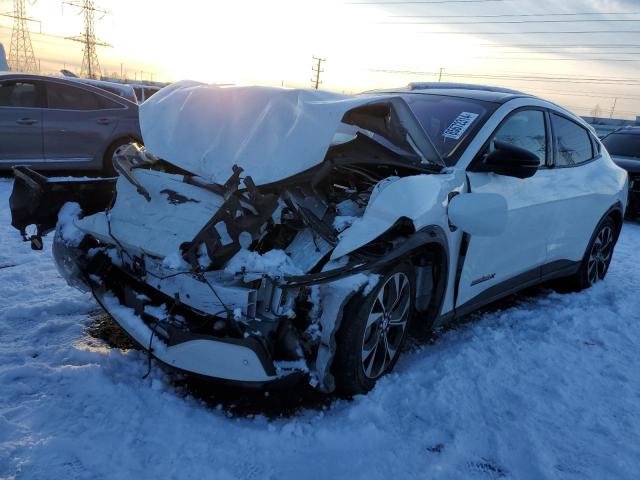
[11,86,451,392]
[45,135,425,390]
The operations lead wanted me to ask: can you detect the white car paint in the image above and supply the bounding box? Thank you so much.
[451,97,627,308]
[76,169,224,258]
[447,192,508,237]
[331,172,465,260]
[58,84,628,385]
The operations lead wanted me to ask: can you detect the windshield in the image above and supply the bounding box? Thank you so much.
[403,94,496,165]
[603,133,640,159]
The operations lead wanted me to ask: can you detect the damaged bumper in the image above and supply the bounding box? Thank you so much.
[54,234,304,384]
[98,290,278,383]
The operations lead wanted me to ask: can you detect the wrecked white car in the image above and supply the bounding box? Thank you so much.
[10,82,627,394]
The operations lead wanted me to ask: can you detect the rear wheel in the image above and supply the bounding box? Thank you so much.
[333,264,414,396]
[566,216,617,291]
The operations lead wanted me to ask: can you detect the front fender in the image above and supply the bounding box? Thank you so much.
[331,172,465,259]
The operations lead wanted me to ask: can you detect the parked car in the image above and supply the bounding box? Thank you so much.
[0,73,142,174]
[9,82,627,395]
[130,84,161,103]
[602,126,640,217]
[58,70,138,104]
[68,77,139,104]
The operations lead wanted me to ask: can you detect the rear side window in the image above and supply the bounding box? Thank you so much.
[46,82,120,110]
[552,114,594,166]
[492,109,547,165]
[0,81,40,107]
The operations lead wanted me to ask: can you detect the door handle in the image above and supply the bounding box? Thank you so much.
[16,118,37,125]
[97,118,112,125]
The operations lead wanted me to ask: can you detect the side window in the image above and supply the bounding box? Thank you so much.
[492,110,547,166]
[46,82,114,110]
[0,81,40,108]
[551,114,594,166]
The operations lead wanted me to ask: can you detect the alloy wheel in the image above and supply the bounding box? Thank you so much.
[361,272,411,379]
[587,225,614,285]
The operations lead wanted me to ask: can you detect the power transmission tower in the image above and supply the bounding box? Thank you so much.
[63,0,111,79]
[311,56,325,90]
[7,0,39,73]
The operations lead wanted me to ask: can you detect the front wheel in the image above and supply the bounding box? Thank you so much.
[333,264,414,396]
[566,216,617,291]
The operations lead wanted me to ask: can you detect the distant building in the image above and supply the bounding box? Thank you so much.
[0,42,8,71]
[582,115,640,138]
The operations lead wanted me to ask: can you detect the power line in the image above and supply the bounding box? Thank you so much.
[466,56,640,62]
[446,72,640,86]
[379,65,640,81]
[476,44,640,48]
[371,69,640,86]
[348,0,506,3]
[481,68,640,80]
[419,29,640,35]
[489,50,640,55]
[380,19,640,25]
[524,87,640,102]
[388,12,640,18]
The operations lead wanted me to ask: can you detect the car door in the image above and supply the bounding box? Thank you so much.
[0,79,45,164]
[42,80,119,165]
[456,108,554,309]
[543,112,610,269]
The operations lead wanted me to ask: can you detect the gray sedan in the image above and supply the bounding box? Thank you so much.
[0,73,141,174]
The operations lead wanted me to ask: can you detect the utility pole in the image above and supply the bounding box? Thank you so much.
[63,0,111,79]
[7,0,39,73]
[609,98,618,119]
[438,67,444,82]
[311,56,326,90]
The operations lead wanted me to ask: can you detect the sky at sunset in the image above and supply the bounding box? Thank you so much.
[1,0,639,118]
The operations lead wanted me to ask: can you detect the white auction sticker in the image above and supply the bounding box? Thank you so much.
[442,112,479,140]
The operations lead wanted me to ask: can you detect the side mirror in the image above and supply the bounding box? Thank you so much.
[448,192,508,236]
[479,140,539,179]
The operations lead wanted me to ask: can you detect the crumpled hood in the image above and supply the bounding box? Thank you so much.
[139,81,417,185]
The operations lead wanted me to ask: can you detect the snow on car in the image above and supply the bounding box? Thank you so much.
[8,81,628,395]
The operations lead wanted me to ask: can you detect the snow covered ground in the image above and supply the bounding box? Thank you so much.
[1,176,639,479]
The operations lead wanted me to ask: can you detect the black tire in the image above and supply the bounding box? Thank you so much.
[333,263,415,396]
[565,216,618,291]
[102,138,132,176]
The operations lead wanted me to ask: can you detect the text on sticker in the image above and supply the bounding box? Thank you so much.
[442,112,479,140]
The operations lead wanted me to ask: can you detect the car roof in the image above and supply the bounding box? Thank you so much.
[0,72,138,107]
[68,77,137,100]
[367,82,532,104]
